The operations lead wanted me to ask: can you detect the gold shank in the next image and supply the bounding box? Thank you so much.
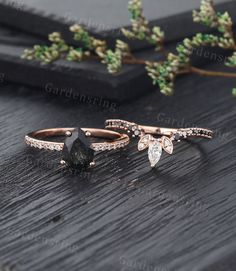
[105,119,213,139]
[25,128,130,152]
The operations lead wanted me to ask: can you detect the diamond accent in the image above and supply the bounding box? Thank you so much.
[25,133,129,153]
[161,136,173,155]
[148,140,162,168]
[173,128,213,139]
[25,136,63,151]
[138,134,152,151]
[105,119,142,137]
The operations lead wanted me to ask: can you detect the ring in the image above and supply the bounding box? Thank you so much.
[25,127,130,169]
[105,119,213,168]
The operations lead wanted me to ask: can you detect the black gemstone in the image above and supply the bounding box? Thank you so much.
[174,133,181,141]
[62,128,94,169]
[128,125,133,131]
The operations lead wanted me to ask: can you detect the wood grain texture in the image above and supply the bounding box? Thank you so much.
[0,61,236,271]
[0,0,235,49]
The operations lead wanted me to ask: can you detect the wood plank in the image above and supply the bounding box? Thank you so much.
[0,60,236,270]
[0,0,235,49]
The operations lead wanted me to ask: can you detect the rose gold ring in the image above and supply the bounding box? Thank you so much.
[25,127,129,169]
[105,119,213,168]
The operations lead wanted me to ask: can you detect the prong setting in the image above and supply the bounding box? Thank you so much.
[85,131,92,137]
[60,160,66,165]
[65,131,72,137]
[89,161,96,167]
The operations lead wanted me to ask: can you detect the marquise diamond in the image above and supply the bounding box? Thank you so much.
[138,134,152,151]
[161,136,173,154]
[148,140,162,168]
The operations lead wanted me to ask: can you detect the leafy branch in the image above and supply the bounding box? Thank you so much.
[22,0,236,96]
[121,0,164,51]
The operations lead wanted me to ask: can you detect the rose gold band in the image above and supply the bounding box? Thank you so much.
[105,119,213,168]
[105,119,213,140]
[25,128,130,152]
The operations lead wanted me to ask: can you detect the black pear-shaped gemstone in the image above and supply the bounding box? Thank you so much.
[62,128,94,169]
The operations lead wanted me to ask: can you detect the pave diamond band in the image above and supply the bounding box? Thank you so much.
[25,128,130,151]
[25,128,130,169]
[25,135,64,151]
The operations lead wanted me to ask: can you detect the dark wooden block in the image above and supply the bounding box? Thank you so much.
[0,42,157,102]
[0,25,234,102]
[0,0,235,49]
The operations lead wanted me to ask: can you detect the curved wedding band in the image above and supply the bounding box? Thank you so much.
[25,127,130,169]
[105,119,213,168]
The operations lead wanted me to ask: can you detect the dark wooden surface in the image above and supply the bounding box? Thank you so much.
[0,59,236,271]
[0,0,235,49]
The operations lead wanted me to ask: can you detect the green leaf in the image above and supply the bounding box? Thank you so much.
[232,88,236,97]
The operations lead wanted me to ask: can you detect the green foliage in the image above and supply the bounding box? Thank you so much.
[232,88,236,97]
[22,0,236,96]
[22,24,132,74]
[100,50,122,74]
[121,0,164,50]
[96,40,132,74]
[148,0,236,95]
[146,54,182,96]
[193,0,234,43]
[22,32,69,64]
[226,52,236,67]
[66,48,89,62]
[70,24,94,49]
[70,24,107,52]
